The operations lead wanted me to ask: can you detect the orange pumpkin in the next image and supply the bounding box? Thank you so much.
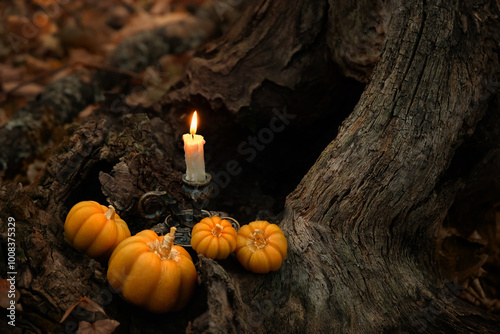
[107,227,197,313]
[64,201,131,259]
[191,216,238,259]
[234,221,287,274]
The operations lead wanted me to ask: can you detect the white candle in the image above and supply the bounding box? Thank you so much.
[183,111,206,182]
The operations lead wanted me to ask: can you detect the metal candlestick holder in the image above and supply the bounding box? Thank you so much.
[181,173,213,202]
[138,173,239,247]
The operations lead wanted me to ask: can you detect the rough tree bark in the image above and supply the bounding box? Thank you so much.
[273,0,500,331]
[1,0,500,333]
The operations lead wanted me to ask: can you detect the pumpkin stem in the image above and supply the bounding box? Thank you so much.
[148,227,180,262]
[161,226,177,255]
[105,206,116,220]
[148,227,179,261]
[247,228,268,251]
[212,224,224,237]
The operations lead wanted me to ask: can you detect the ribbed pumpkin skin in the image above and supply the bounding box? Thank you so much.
[234,221,287,274]
[64,201,131,259]
[107,229,197,313]
[191,216,238,259]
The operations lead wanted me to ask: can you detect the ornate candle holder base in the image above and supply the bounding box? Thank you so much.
[138,190,239,247]
[151,209,240,247]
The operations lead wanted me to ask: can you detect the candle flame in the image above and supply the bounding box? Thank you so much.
[190,111,198,135]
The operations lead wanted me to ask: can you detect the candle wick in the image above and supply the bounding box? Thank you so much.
[192,134,194,139]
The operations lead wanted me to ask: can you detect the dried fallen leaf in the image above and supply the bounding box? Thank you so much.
[68,48,105,67]
[78,105,98,119]
[76,319,120,334]
[26,159,46,184]
[112,11,193,44]
[35,33,63,57]
[0,64,24,83]
[0,279,22,311]
[6,15,41,42]
[79,297,107,314]
[3,82,45,99]
[0,108,9,127]
[60,297,107,323]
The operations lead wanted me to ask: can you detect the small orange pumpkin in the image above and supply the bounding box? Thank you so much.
[234,221,287,274]
[107,227,197,313]
[64,201,131,259]
[191,216,238,259]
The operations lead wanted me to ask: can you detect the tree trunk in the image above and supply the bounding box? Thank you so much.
[1,0,500,333]
[275,0,500,329]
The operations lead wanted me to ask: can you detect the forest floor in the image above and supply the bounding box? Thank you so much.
[0,0,211,126]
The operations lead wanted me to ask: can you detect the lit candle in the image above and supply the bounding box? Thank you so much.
[183,111,206,183]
